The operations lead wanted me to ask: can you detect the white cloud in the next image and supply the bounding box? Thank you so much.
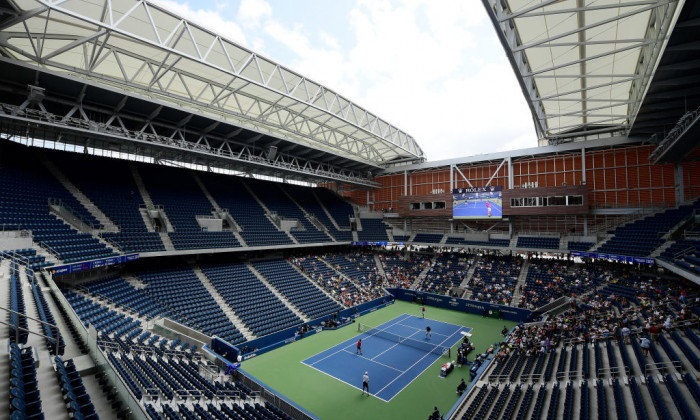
[154,0,538,161]
[151,0,247,45]
[237,0,272,28]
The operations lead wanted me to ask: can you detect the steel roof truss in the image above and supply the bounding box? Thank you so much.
[513,0,673,52]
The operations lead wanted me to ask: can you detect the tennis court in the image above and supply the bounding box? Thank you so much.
[453,199,502,218]
[302,314,469,401]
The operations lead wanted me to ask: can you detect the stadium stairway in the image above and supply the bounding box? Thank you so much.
[49,210,122,255]
[0,259,10,338]
[191,173,249,247]
[189,262,256,340]
[39,152,119,233]
[18,269,75,420]
[246,262,309,322]
[130,164,176,251]
[373,254,386,278]
[458,255,480,288]
[279,187,335,243]
[241,180,299,245]
[129,161,155,209]
[411,254,438,290]
[192,172,222,212]
[311,188,345,231]
[651,240,676,258]
[510,259,531,303]
[289,259,348,308]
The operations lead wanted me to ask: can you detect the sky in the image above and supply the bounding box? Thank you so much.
[152,0,538,162]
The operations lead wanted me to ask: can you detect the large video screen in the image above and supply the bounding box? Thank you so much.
[453,186,503,220]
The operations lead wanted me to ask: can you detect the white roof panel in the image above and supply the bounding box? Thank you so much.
[484,0,684,143]
[0,0,424,165]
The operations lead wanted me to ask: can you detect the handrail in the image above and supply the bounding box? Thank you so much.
[77,286,152,321]
[644,360,682,376]
[0,305,62,354]
[48,197,98,231]
[39,241,60,259]
[596,365,630,378]
[556,370,583,381]
[101,235,125,252]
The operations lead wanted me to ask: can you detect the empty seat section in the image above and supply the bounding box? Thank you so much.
[50,151,164,253]
[0,143,117,262]
[139,165,240,250]
[253,260,343,319]
[357,219,390,242]
[413,233,444,243]
[598,201,699,257]
[200,261,303,336]
[199,173,293,247]
[135,265,244,344]
[250,179,331,244]
[444,237,510,247]
[82,275,166,320]
[314,188,354,229]
[284,184,353,241]
[516,236,560,249]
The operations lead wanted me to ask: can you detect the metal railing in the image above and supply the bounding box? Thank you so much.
[596,365,630,378]
[235,371,314,420]
[48,197,99,231]
[644,360,682,376]
[0,305,62,355]
[38,241,60,259]
[77,286,154,321]
[556,370,583,381]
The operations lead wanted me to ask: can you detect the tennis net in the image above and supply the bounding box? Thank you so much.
[357,323,450,357]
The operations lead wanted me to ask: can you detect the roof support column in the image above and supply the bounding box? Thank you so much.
[581,147,586,184]
[507,157,514,189]
[674,163,684,205]
[404,170,408,196]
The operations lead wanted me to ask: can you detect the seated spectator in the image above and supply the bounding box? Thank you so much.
[456,378,467,396]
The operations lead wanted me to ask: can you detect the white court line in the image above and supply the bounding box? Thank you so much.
[374,327,456,397]
[395,321,451,341]
[382,330,467,402]
[302,313,471,402]
[299,360,390,402]
[339,348,403,372]
[302,313,410,367]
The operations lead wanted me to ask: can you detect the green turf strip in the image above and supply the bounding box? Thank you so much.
[240,300,518,420]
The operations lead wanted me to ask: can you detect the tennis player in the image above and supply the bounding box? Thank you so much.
[356,339,363,355]
[422,306,425,318]
[426,325,432,339]
[486,201,491,217]
[362,371,370,395]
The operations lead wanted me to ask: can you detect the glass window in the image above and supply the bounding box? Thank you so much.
[568,195,583,206]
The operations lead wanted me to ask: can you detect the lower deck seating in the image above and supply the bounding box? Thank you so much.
[136,266,245,345]
[253,260,343,319]
[201,261,303,336]
[10,343,43,420]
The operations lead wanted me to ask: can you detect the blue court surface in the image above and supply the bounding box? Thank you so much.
[453,200,502,218]
[301,314,470,402]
